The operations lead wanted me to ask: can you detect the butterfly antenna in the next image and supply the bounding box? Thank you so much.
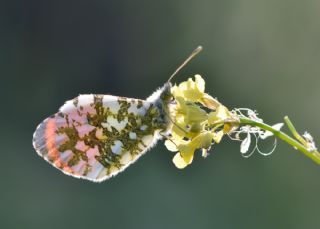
[167,46,203,83]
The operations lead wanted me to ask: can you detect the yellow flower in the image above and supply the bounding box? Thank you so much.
[208,105,230,124]
[190,131,214,149]
[166,75,239,169]
[168,131,214,169]
[200,93,220,110]
[172,74,205,102]
[175,97,208,124]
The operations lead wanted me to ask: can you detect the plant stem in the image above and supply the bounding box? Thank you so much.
[283,116,307,145]
[239,117,320,164]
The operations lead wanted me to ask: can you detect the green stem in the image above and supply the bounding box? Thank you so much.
[283,116,307,145]
[239,117,320,164]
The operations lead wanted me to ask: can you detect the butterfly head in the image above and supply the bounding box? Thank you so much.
[160,82,174,104]
[146,82,175,134]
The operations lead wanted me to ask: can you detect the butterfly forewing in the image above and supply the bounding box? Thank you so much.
[33,94,163,182]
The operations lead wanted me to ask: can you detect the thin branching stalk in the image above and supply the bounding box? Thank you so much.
[239,116,320,164]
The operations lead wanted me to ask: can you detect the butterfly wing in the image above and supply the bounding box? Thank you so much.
[33,94,162,182]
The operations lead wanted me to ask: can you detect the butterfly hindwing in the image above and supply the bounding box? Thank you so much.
[33,94,163,182]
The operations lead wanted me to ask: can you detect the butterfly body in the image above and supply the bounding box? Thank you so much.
[33,83,173,182]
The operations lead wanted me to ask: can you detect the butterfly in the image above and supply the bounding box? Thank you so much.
[32,46,202,182]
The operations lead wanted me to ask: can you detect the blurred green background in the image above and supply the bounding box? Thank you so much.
[2,0,320,228]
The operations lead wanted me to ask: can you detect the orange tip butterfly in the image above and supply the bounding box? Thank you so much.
[32,46,203,182]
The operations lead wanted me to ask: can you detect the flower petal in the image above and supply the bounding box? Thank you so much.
[208,105,231,124]
[189,122,205,133]
[240,133,251,154]
[164,140,178,152]
[177,76,204,102]
[195,74,205,93]
[201,93,221,110]
[171,124,187,140]
[213,131,224,143]
[202,148,208,158]
[185,104,208,124]
[178,144,195,164]
[171,85,183,98]
[191,132,214,149]
[172,153,189,169]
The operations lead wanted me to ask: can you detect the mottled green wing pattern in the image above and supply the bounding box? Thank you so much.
[33,94,166,182]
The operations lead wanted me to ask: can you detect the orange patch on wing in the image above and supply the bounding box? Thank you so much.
[45,118,80,176]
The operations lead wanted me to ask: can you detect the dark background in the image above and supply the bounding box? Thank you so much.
[2,1,320,228]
